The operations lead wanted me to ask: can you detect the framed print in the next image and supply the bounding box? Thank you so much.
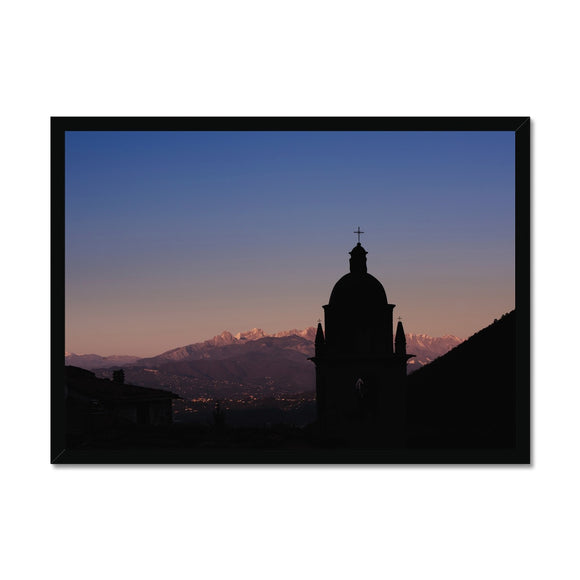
[52,117,530,463]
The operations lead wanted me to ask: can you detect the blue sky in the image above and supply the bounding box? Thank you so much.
[66,130,515,356]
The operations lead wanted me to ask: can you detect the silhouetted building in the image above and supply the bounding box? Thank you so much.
[310,240,413,445]
[65,366,180,437]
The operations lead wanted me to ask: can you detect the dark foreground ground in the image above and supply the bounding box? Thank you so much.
[63,399,519,458]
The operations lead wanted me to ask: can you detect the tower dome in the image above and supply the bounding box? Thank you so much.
[328,243,388,306]
[323,242,394,357]
[329,272,388,306]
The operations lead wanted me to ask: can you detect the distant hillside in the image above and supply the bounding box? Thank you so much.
[407,311,518,449]
[142,336,315,393]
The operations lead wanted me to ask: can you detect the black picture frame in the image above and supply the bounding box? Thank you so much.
[52,117,530,464]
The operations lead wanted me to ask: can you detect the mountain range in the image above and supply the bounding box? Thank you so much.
[66,327,460,370]
[65,327,463,399]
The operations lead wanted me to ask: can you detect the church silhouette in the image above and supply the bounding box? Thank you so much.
[310,230,413,446]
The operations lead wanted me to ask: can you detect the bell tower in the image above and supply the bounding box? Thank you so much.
[310,231,413,445]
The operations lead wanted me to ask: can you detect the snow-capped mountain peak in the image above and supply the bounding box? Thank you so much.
[234,328,267,341]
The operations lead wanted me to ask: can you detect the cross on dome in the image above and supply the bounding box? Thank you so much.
[354,226,364,244]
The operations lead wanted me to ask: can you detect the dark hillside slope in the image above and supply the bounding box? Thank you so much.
[407,311,517,448]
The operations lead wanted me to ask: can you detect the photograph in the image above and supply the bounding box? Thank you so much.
[52,117,530,463]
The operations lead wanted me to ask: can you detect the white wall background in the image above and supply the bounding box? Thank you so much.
[1,2,577,579]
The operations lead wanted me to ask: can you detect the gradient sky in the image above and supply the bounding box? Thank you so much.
[65,130,515,357]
